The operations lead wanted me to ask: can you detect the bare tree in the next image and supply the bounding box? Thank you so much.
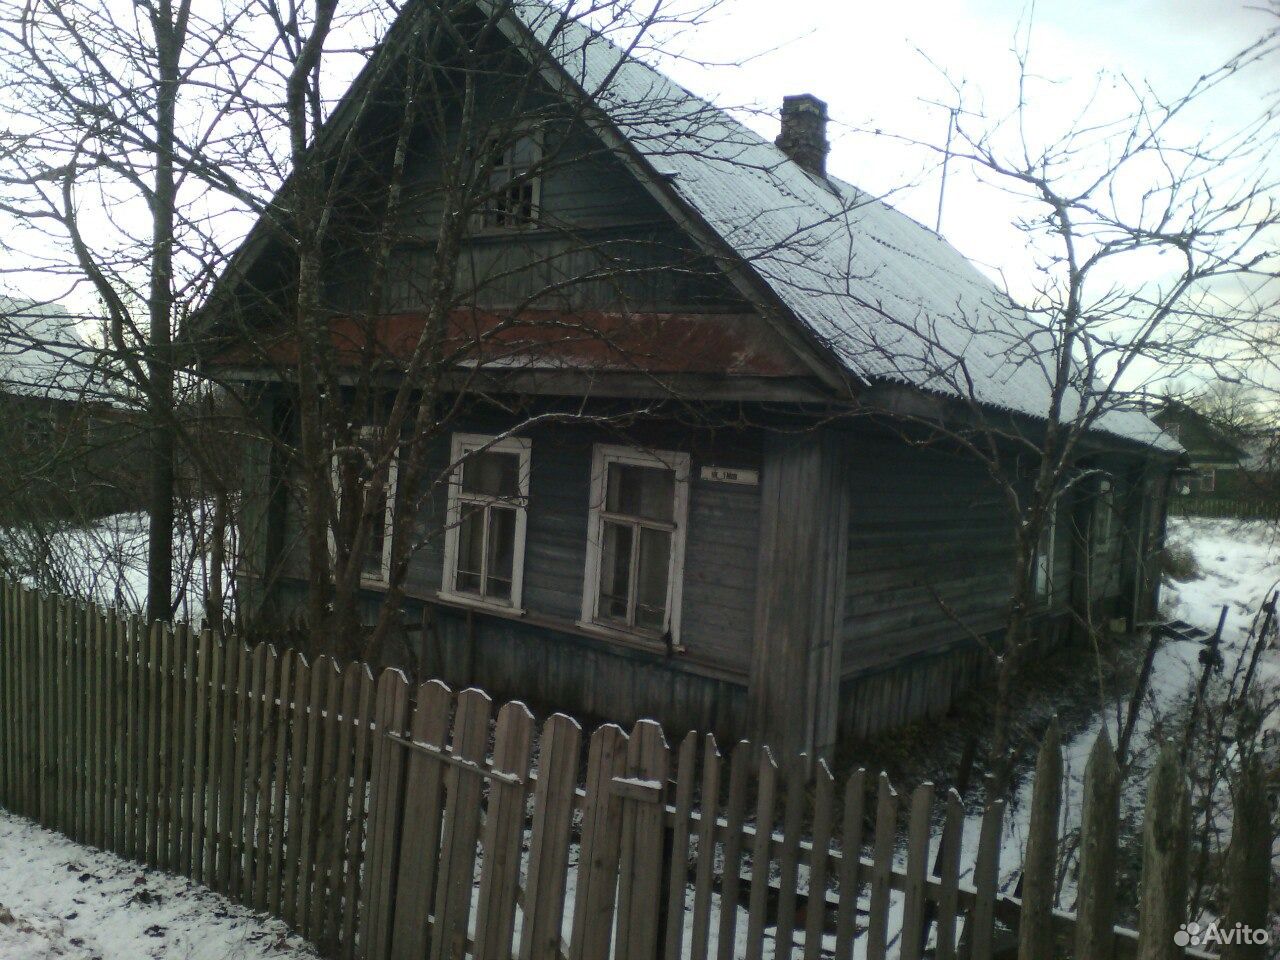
[841,24,1280,785]
[0,0,268,620]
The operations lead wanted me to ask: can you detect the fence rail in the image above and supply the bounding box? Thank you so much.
[0,579,1264,960]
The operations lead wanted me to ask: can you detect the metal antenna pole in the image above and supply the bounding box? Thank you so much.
[936,106,957,233]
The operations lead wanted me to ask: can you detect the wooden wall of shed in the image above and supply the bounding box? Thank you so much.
[840,432,1029,676]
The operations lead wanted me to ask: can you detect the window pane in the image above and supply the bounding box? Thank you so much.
[598,521,633,622]
[605,463,674,522]
[635,526,671,630]
[486,506,517,601]
[455,507,484,594]
[462,450,520,499]
[362,484,389,578]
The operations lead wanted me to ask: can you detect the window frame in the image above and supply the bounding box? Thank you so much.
[475,124,544,232]
[440,432,532,612]
[579,443,691,646]
[329,425,399,587]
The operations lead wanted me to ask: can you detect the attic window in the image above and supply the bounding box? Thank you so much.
[479,127,542,229]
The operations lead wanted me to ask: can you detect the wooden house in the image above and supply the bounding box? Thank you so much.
[1150,399,1247,496]
[198,0,1180,759]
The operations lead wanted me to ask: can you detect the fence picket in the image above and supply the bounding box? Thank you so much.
[321,661,362,953]
[340,665,376,960]
[145,620,163,865]
[473,701,536,960]
[1137,743,1189,960]
[296,655,333,936]
[934,790,964,960]
[520,713,582,960]
[202,632,226,884]
[228,641,254,899]
[743,746,777,960]
[281,653,311,921]
[774,758,807,958]
[359,668,411,960]
[429,687,494,960]
[388,679,453,960]
[615,720,670,960]
[172,623,194,869]
[866,773,898,960]
[662,731,699,960]
[901,783,935,960]
[570,724,628,960]
[688,735,720,960]
[254,645,281,911]
[715,740,752,960]
[804,761,836,960]
[217,634,246,893]
[266,648,294,918]
[968,792,1005,960]
[309,658,343,935]
[125,616,142,857]
[1077,730,1119,960]
[834,768,867,960]
[1019,721,1062,960]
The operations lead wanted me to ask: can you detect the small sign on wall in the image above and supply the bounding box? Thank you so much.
[700,465,759,486]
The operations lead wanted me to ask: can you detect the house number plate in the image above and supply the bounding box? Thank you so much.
[700,465,759,486]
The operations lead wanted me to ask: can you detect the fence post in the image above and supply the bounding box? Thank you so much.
[1137,742,1189,960]
[1019,719,1062,960]
[1222,756,1270,960]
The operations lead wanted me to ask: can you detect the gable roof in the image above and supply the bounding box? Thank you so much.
[507,2,1175,452]
[208,0,1175,453]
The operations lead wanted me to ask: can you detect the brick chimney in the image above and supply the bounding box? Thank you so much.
[775,94,829,177]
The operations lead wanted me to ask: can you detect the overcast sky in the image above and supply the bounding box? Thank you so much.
[656,0,1277,288]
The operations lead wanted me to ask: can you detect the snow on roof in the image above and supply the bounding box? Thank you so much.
[516,2,1175,451]
[0,298,111,405]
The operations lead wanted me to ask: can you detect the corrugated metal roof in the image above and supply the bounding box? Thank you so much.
[516,2,1177,451]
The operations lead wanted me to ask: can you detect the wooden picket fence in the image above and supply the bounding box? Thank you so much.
[0,579,1265,960]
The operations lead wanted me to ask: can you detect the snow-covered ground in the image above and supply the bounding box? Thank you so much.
[991,515,1279,916]
[0,810,316,960]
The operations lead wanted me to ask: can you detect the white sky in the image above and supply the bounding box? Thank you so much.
[655,0,1277,285]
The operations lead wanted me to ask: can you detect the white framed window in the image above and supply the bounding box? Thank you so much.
[478,126,542,229]
[1196,466,1216,494]
[580,444,690,645]
[441,433,531,611]
[1034,502,1057,604]
[330,426,398,586]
